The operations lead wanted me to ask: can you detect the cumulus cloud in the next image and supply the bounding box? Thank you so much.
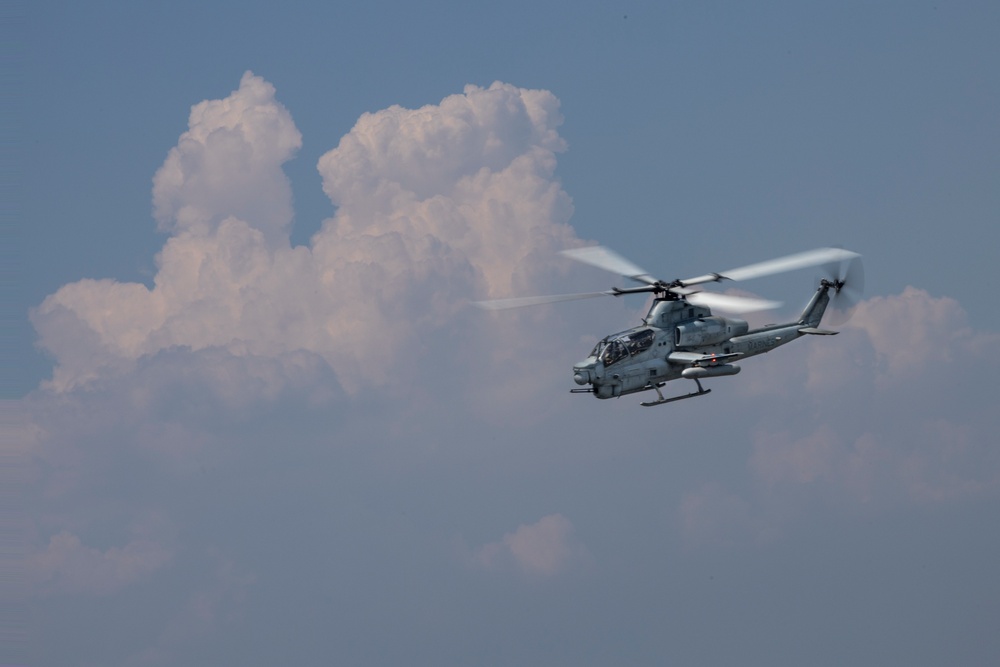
[681,287,1000,547]
[750,416,1000,508]
[152,71,302,241]
[810,286,999,390]
[31,74,580,398]
[471,513,591,576]
[22,74,595,626]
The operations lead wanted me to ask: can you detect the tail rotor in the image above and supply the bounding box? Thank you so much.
[821,255,865,326]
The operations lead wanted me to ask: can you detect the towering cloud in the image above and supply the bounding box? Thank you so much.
[152,72,302,242]
[31,74,579,395]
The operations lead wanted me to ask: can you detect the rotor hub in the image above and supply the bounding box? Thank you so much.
[820,278,846,294]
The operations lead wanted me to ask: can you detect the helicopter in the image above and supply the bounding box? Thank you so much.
[476,246,863,406]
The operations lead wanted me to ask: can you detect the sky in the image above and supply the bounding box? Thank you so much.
[5,1,1000,665]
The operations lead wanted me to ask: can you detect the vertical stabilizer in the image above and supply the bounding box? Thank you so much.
[798,286,832,328]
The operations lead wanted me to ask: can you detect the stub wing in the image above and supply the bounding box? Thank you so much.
[667,351,743,366]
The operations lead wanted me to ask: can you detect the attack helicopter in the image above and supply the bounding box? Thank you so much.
[476,246,863,406]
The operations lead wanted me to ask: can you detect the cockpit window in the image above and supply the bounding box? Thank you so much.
[602,340,627,366]
[624,329,655,355]
[593,329,656,366]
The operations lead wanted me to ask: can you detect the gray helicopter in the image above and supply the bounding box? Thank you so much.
[477,246,863,406]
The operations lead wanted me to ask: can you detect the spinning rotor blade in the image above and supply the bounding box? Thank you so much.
[684,291,782,313]
[474,291,614,311]
[823,255,865,326]
[476,245,857,315]
[682,248,861,286]
[561,246,658,285]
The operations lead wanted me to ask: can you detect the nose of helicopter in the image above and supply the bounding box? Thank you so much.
[573,358,598,385]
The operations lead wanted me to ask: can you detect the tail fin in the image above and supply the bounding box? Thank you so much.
[798,285,832,328]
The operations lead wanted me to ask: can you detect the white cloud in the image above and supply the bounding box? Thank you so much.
[471,513,591,576]
[819,286,998,389]
[811,290,1000,502]
[678,287,1000,547]
[152,71,302,242]
[18,76,599,660]
[31,75,580,397]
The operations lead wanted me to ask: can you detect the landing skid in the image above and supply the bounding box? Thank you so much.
[640,379,711,407]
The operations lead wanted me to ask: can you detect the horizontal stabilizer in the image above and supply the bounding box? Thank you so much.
[798,327,839,336]
[668,351,742,365]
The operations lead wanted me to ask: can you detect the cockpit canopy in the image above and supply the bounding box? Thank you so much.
[590,328,656,366]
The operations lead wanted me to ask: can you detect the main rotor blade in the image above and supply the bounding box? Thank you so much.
[561,246,658,286]
[682,248,861,286]
[684,291,782,313]
[474,291,614,311]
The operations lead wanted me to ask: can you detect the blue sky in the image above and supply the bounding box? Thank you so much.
[8,1,1000,665]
